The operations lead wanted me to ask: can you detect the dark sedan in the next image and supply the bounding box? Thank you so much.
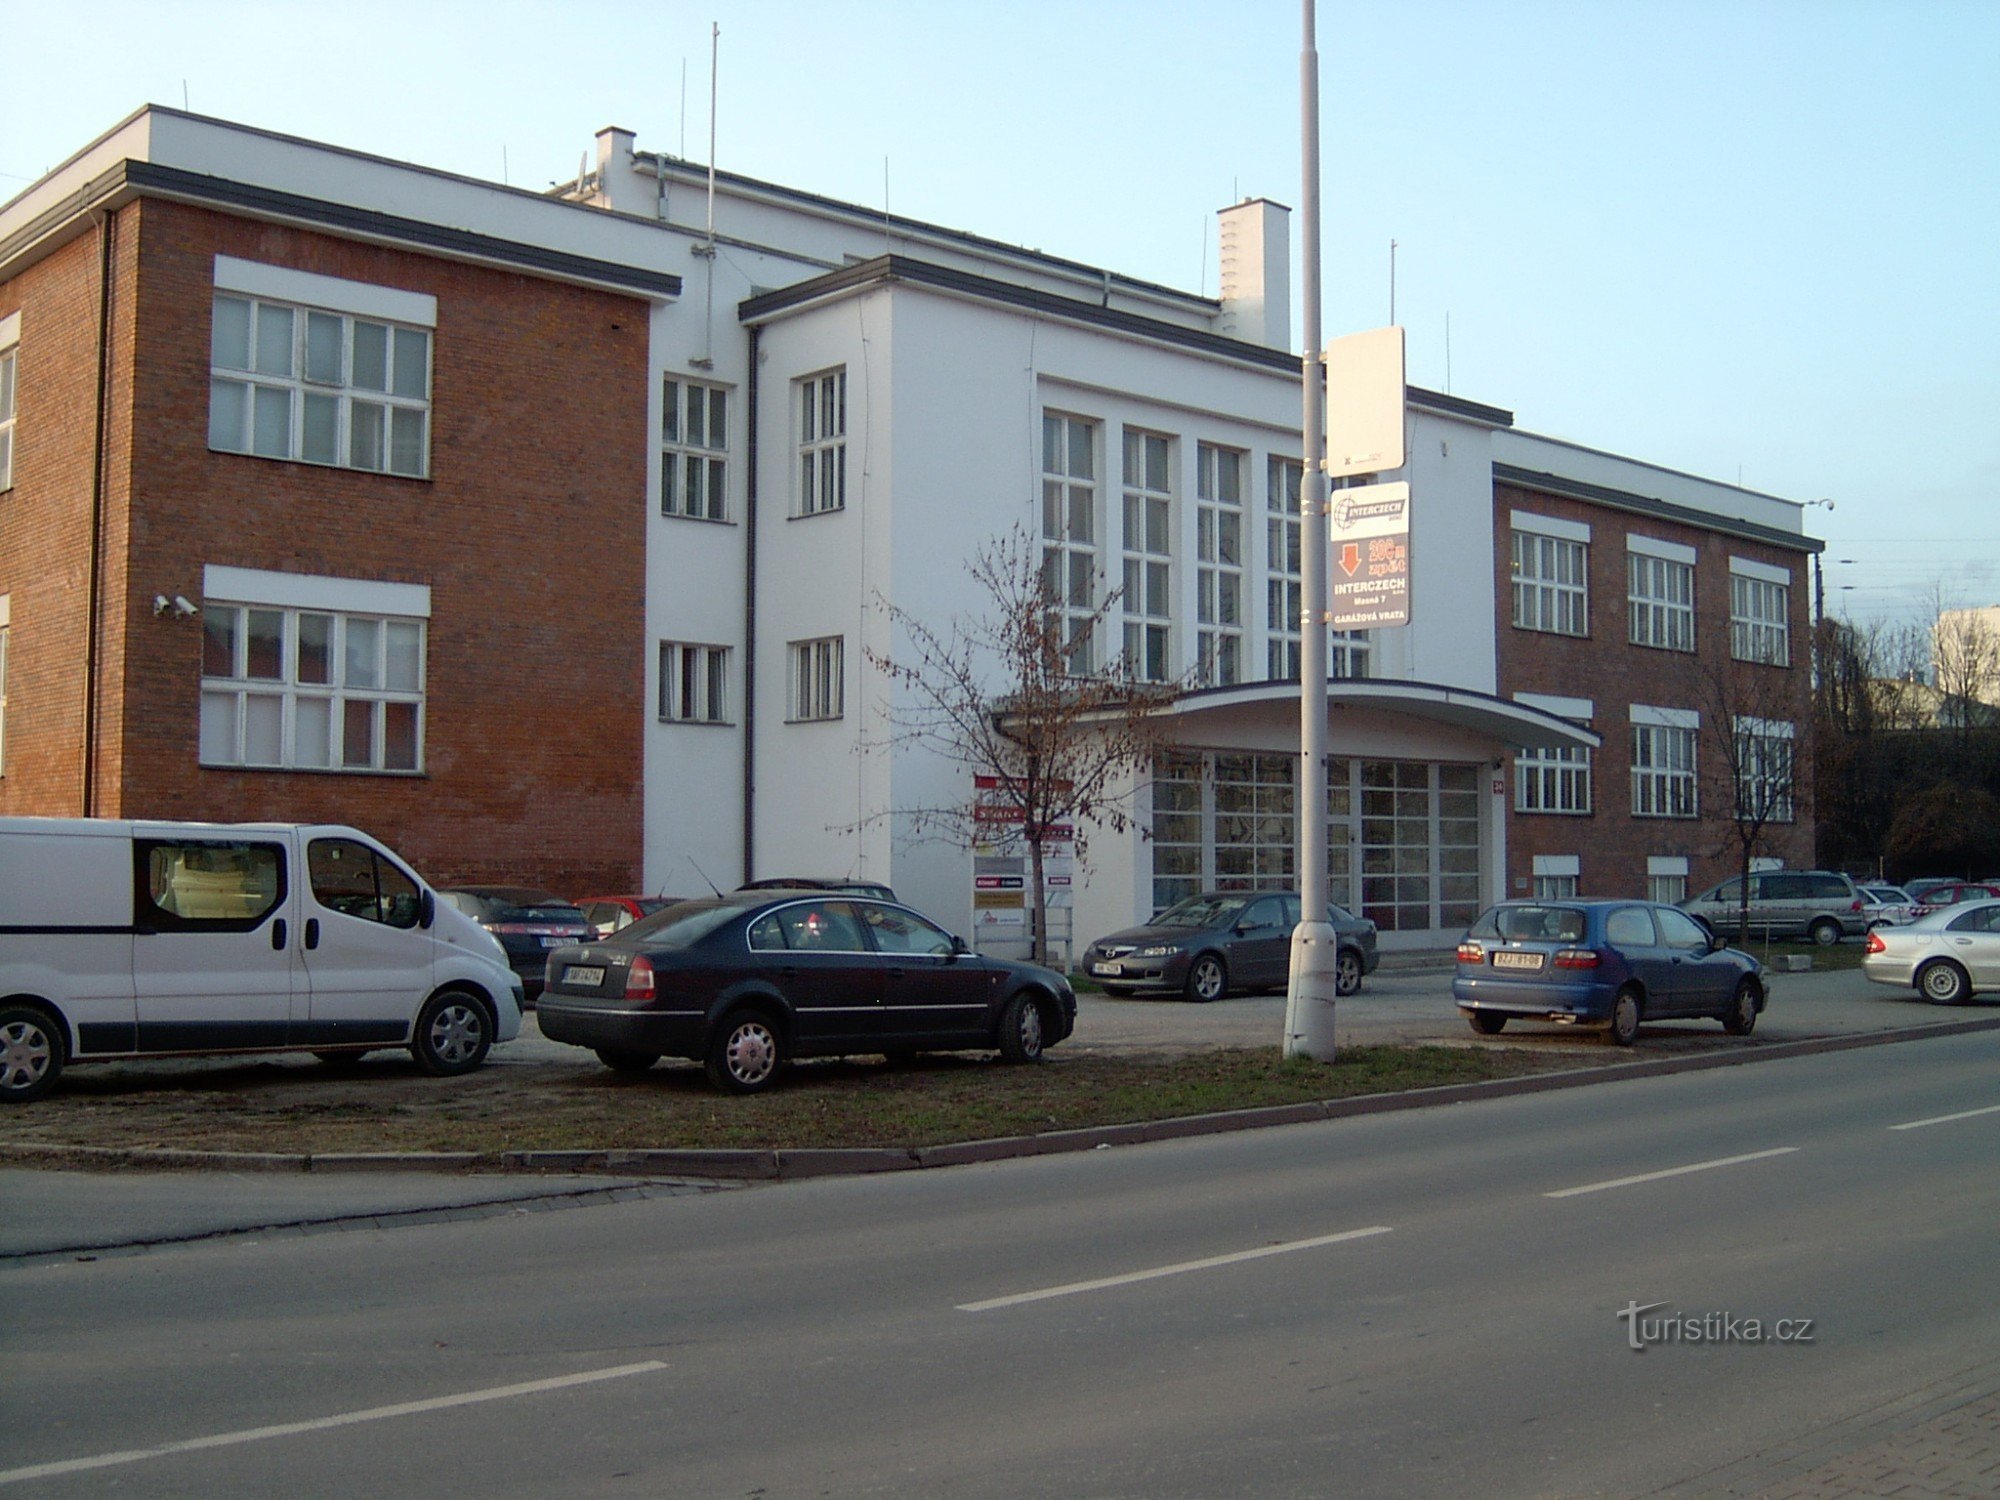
[436,887,594,1004]
[1082,891,1379,1002]
[1453,899,1766,1046]
[536,891,1076,1092]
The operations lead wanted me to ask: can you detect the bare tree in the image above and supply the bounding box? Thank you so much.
[862,526,1184,967]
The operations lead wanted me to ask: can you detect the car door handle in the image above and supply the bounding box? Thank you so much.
[887,967,907,979]
[305,918,320,950]
[271,918,287,951]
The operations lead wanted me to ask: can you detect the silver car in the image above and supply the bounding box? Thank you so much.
[1861,899,2000,1004]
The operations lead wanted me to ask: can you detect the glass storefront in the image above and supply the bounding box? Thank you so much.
[1152,750,1483,934]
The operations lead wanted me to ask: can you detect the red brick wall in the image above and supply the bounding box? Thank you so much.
[1495,480,1815,898]
[1,198,650,896]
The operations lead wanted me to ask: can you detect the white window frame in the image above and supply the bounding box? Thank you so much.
[662,377,730,521]
[1730,559,1792,666]
[1630,705,1699,819]
[1732,715,1796,824]
[789,636,843,722]
[1516,743,1593,814]
[796,369,847,517]
[1627,537,1695,652]
[1533,854,1580,901]
[1267,457,1303,679]
[659,641,730,724]
[200,597,427,774]
[1647,855,1689,905]
[1195,442,1245,687]
[1121,427,1174,682]
[1510,512,1590,636]
[0,310,18,492]
[207,261,434,479]
[1042,411,1099,676]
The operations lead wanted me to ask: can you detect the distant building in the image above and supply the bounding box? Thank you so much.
[1935,605,2000,707]
[0,109,1823,953]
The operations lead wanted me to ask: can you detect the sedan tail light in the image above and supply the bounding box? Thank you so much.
[1865,931,1886,955]
[1553,948,1602,970]
[624,954,657,1000]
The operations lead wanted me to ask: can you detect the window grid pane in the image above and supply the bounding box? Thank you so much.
[663,376,731,521]
[1511,530,1589,636]
[797,371,847,516]
[1042,412,1099,675]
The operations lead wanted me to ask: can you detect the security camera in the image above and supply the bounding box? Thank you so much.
[172,595,198,617]
[153,595,171,616]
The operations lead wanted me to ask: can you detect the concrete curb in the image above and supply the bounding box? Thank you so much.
[6,1015,1995,1182]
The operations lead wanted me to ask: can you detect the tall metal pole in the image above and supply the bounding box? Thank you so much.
[1285,0,1339,1060]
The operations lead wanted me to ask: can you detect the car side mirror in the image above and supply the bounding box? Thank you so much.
[1711,933,1728,952]
[419,890,435,930]
[951,935,970,958]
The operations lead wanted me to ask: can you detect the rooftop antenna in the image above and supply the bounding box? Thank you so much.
[883,156,891,256]
[1445,311,1452,394]
[691,21,719,369]
[502,145,509,187]
[680,56,688,158]
[182,80,189,110]
[1389,238,1397,324]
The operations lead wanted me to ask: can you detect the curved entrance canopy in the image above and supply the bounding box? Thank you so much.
[1159,678,1602,753]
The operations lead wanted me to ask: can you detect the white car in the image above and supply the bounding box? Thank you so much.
[1860,883,1919,929]
[1861,899,2000,1005]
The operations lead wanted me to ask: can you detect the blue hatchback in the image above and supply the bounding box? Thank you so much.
[1453,899,1766,1046]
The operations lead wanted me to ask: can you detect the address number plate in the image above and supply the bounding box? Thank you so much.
[564,965,606,987]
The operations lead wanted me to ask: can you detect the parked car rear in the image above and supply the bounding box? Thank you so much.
[436,887,592,1002]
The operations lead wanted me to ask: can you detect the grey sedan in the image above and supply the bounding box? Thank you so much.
[1862,899,2000,1004]
[1083,891,1379,1002]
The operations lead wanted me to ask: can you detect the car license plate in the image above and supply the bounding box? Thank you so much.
[1492,951,1544,971]
[564,965,606,987]
[540,935,573,948]
[1092,962,1122,977]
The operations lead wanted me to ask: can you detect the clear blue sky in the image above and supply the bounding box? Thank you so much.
[5,0,1993,629]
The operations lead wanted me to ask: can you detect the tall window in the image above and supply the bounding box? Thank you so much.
[659,641,729,723]
[200,603,425,772]
[1733,717,1796,823]
[209,294,431,477]
[1731,566,1791,665]
[1195,443,1244,686]
[1267,458,1302,679]
[662,377,728,520]
[1516,744,1592,814]
[1628,547,1694,651]
[1631,715,1698,818]
[789,636,843,721]
[797,369,846,516]
[1121,428,1173,682]
[0,333,16,491]
[1041,412,1099,675]
[1512,526,1589,636]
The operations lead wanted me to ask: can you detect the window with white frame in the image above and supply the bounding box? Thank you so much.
[662,377,729,521]
[1121,428,1173,682]
[1732,716,1796,823]
[0,313,18,491]
[1195,442,1244,686]
[788,636,843,721]
[1631,707,1699,818]
[1730,560,1791,666]
[200,597,425,773]
[208,260,433,478]
[1041,411,1099,675]
[659,641,729,723]
[1628,538,1695,651]
[797,369,846,516]
[1647,855,1689,905]
[1533,854,1580,900]
[1267,458,1302,679]
[1511,514,1590,636]
[1516,744,1593,814]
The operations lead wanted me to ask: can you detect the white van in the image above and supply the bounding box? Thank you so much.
[0,818,523,1102]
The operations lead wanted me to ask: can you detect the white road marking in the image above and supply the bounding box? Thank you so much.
[0,1360,669,1487]
[1544,1147,1798,1199]
[957,1225,1393,1312]
[1890,1102,2000,1131]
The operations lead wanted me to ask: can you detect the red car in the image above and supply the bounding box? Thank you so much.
[1908,883,2000,920]
[574,894,682,940]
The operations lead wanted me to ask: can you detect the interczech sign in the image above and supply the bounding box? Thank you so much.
[1328,480,1411,629]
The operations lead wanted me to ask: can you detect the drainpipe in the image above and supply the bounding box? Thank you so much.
[740,324,760,883]
[82,206,118,817]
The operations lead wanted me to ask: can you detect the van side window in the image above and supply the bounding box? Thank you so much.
[308,838,422,929]
[137,840,285,931]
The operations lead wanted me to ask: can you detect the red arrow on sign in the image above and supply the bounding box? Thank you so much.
[1339,542,1362,576]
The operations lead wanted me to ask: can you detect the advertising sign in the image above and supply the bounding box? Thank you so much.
[1328,480,1411,630]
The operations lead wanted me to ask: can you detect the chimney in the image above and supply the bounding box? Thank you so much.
[1217,198,1293,351]
[592,125,640,213]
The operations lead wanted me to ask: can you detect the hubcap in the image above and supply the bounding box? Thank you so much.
[1196,964,1222,999]
[429,1005,482,1066]
[1018,1003,1044,1053]
[728,1024,776,1083]
[1,1021,52,1091]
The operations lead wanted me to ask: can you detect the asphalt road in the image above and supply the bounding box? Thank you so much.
[2,1026,1996,1498]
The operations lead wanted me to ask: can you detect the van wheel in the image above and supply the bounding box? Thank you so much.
[1722,979,1760,1035]
[705,1011,783,1093]
[1608,988,1643,1047]
[1808,918,1842,947]
[412,990,493,1076]
[1335,949,1363,997]
[0,1006,64,1104]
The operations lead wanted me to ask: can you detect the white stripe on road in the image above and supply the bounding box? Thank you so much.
[0,1360,669,1487]
[1890,1102,2000,1131]
[957,1226,1393,1312]
[1544,1147,1798,1199]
